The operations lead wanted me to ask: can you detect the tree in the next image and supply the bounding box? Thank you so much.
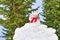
[0,0,36,40]
[43,0,60,40]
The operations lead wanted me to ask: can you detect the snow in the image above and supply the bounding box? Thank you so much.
[13,22,58,40]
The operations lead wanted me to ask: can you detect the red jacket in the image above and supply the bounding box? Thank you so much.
[30,17,37,23]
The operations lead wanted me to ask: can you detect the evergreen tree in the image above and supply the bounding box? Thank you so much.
[43,0,60,40]
[0,0,36,40]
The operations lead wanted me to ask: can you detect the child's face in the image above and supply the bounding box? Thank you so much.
[33,15,38,17]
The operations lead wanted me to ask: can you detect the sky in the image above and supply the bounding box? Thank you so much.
[0,0,43,40]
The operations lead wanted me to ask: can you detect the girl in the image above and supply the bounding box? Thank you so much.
[29,11,39,23]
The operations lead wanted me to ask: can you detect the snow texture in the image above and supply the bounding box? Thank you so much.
[13,22,58,40]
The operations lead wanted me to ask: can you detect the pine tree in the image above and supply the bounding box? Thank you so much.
[0,0,36,40]
[43,0,60,40]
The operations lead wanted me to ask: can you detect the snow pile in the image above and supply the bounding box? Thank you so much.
[13,23,58,40]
